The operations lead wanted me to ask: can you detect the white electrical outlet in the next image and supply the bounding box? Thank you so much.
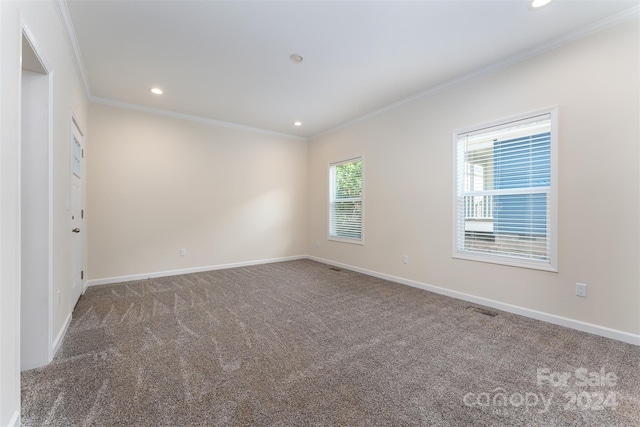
[316,240,320,248]
[180,248,186,256]
[576,283,588,298]
[403,255,409,264]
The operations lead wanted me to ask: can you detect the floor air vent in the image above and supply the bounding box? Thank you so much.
[466,306,499,317]
[329,267,343,272]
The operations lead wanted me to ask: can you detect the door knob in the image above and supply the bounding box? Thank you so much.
[72,228,80,233]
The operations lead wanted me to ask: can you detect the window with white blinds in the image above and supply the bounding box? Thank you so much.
[453,108,557,271]
[329,156,363,244]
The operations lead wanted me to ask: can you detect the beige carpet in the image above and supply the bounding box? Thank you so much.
[21,260,640,426]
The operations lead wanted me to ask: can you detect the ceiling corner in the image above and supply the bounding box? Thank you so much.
[52,0,92,100]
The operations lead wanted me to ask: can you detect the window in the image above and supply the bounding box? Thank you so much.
[329,156,364,243]
[453,108,557,271]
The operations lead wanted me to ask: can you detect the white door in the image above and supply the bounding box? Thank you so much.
[70,122,84,308]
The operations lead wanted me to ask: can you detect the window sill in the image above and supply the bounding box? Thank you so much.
[453,250,557,272]
[328,236,364,245]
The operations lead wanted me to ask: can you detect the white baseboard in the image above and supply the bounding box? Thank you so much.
[308,256,640,346]
[81,254,640,346]
[52,312,72,357]
[85,255,307,287]
[7,409,20,427]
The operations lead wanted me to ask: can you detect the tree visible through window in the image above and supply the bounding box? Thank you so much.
[329,157,363,243]
[453,109,557,271]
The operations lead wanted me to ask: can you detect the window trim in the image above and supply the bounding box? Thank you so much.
[328,155,365,245]
[451,107,558,272]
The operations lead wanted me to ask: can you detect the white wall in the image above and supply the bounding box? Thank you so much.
[86,103,307,281]
[308,20,640,336]
[0,1,89,425]
[20,68,51,370]
[0,2,20,424]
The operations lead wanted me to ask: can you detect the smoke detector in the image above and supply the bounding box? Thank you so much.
[290,54,304,64]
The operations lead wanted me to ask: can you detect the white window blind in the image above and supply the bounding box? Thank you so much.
[453,109,557,271]
[329,157,363,243]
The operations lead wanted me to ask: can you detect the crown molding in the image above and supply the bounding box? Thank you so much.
[53,0,307,142]
[55,1,306,141]
[91,97,308,142]
[53,0,92,99]
[54,0,638,142]
[309,5,640,141]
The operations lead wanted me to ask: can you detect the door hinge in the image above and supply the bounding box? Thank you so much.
[81,209,84,219]
[81,270,84,280]
[82,149,84,158]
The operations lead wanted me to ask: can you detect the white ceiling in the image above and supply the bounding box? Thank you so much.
[65,0,638,139]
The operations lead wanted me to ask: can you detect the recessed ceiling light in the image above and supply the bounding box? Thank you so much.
[290,54,304,64]
[531,0,553,8]
[293,121,302,127]
[150,87,163,95]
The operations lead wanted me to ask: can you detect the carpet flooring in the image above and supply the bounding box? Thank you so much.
[21,260,640,426]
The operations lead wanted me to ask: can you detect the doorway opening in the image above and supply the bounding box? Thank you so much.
[20,28,53,371]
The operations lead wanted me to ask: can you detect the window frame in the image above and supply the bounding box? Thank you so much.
[328,155,365,245]
[451,107,558,272]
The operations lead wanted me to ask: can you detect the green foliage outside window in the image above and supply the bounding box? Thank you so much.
[330,159,363,240]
